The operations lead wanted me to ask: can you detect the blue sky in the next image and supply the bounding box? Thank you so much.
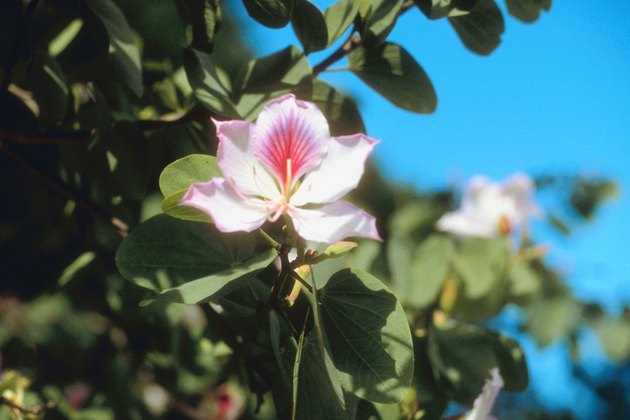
[234,0,630,416]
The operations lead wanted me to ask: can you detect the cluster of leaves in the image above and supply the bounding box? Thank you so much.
[1,0,626,418]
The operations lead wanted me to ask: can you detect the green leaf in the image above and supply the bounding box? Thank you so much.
[58,251,96,286]
[323,0,360,46]
[415,0,477,19]
[508,260,541,299]
[115,214,263,291]
[312,79,365,135]
[183,48,238,117]
[448,0,504,56]
[236,46,312,119]
[361,0,402,47]
[319,268,414,403]
[48,18,84,58]
[453,237,507,299]
[526,297,580,347]
[292,0,328,54]
[175,0,222,52]
[429,322,528,405]
[141,248,277,305]
[349,43,437,113]
[505,0,551,23]
[593,317,630,362]
[293,332,358,419]
[159,154,221,197]
[242,0,295,28]
[408,235,454,308]
[158,154,221,223]
[86,0,143,96]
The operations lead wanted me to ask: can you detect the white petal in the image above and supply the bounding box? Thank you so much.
[180,178,271,233]
[436,211,496,238]
[291,134,378,206]
[502,172,541,222]
[464,368,504,420]
[253,94,329,189]
[288,201,381,244]
[214,119,282,201]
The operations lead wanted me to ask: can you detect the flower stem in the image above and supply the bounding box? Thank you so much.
[258,228,281,250]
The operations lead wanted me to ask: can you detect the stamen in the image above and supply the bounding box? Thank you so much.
[285,158,292,197]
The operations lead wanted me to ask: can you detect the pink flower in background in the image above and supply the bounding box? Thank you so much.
[181,94,381,244]
[437,173,540,238]
[464,368,504,420]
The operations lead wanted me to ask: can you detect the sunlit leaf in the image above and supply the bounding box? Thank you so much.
[454,237,507,299]
[323,0,359,46]
[184,48,239,117]
[415,0,477,19]
[86,0,143,96]
[526,296,580,347]
[408,235,455,308]
[319,268,414,403]
[361,0,402,47]
[242,0,295,28]
[349,43,437,113]
[175,0,222,53]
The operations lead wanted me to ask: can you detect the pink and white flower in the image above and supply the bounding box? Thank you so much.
[181,94,381,244]
[437,173,540,238]
[464,367,504,420]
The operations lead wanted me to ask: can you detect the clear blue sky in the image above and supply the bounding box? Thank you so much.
[234,1,630,416]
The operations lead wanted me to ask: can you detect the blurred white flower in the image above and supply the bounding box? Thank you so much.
[464,367,504,420]
[437,173,540,238]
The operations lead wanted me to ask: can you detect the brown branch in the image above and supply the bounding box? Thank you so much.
[311,0,417,76]
[0,129,91,145]
[0,144,129,237]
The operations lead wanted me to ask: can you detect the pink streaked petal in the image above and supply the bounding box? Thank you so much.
[253,94,329,189]
[291,133,378,206]
[180,178,270,233]
[289,201,381,244]
[213,119,282,201]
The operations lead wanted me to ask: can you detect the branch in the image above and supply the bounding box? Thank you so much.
[311,0,417,76]
[135,106,213,131]
[0,129,91,145]
[0,145,129,237]
[0,396,55,416]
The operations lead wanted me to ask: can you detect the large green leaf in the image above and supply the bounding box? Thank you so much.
[428,322,528,405]
[505,0,551,23]
[141,248,277,305]
[175,0,222,52]
[242,0,295,28]
[323,0,359,47]
[236,46,312,119]
[319,268,414,403]
[159,154,221,198]
[115,214,265,291]
[184,48,238,117]
[453,237,507,299]
[526,296,580,347]
[415,0,477,19]
[449,0,504,56]
[361,0,402,47]
[312,79,365,135]
[86,0,143,96]
[508,260,541,300]
[349,43,436,113]
[291,0,328,54]
[408,235,455,308]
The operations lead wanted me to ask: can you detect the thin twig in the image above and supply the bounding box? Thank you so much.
[0,145,129,237]
[0,129,91,145]
[311,0,417,76]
